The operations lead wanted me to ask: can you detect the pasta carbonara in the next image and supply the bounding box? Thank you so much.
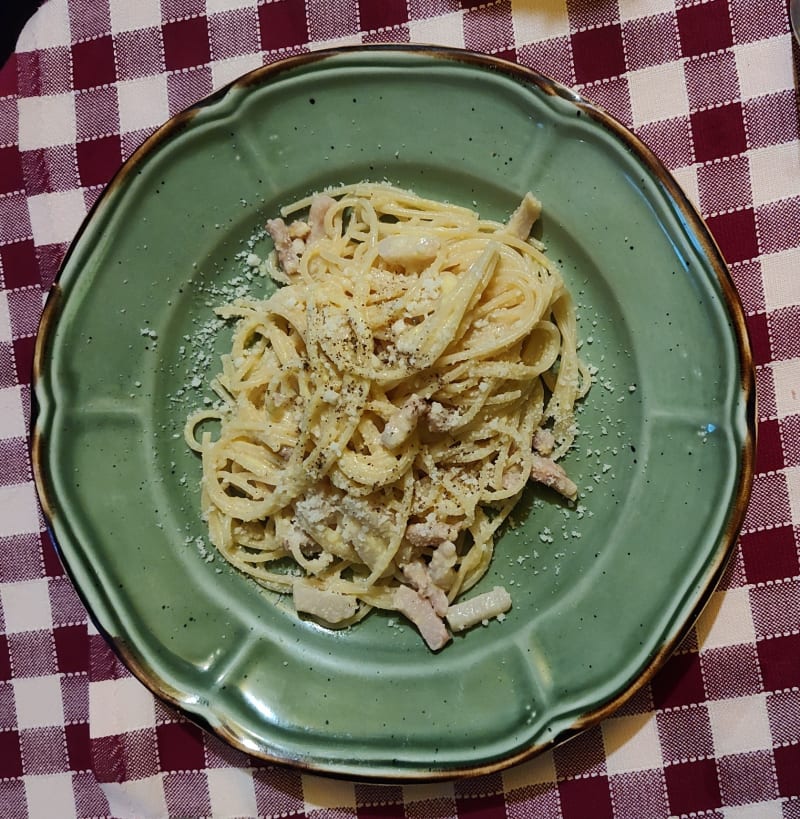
[185,183,590,650]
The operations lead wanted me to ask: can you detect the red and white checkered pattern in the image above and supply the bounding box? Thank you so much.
[1,0,798,816]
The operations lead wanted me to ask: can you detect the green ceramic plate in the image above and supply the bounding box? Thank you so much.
[33,47,754,780]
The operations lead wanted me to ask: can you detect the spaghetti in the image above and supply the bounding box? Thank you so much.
[185,183,590,650]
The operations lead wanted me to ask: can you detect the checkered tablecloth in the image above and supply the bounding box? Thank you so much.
[1,0,799,817]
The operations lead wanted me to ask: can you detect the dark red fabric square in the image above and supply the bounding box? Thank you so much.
[162,18,211,71]
[35,243,69,292]
[0,636,10,682]
[12,335,36,386]
[741,526,800,585]
[0,146,24,195]
[744,311,771,366]
[0,53,17,97]
[454,793,508,818]
[54,625,90,674]
[65,722,92,771]
[76,135,123,188]
[706,208,759,265]
[0,239,39,290]
[758,633,800,691]
[42,529,66,577]
[691,103,747,163]
[359,0,408,30]
[0,731,22,778]
[774,743,800,797]
[558,774,613,819]
[652,651,706,708]
[259,0,308,50]
[572,24,626,84]
[72,36,117,91]
[356,804,406,819]
[676,0,732,57]
[664,758,721,814]
[753,417,784,474]
[156,722,207,771]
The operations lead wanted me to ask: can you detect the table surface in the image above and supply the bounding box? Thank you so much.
[1,1,799,817]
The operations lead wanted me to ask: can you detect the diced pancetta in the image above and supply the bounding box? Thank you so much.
[265,217,303,278]
[405,519,457,549]
[380,396,426,449]
[402,561,449,616]
[445,586,512,632]
[377,235,440,268]
[505,192,542,240]
[533,427,555,456]
[394,584,451,651]
[308,194,336,243]
[293,581,357,624]
[529,454,578,501]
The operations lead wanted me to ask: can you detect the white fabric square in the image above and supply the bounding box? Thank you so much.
[0,484,41,538]
[206,0,252,12]
[0,291,11,344]
[12,675,64,728]
[211,53,264,91]
[109,0,163,34]
[762,248,800,312]
[749,143,800,208]
[722,801,785,819]
[207,768,258,818]
[771,358,800,420]
[27,190,86,247]
[308,33,364,51]
[618,0,674,21]
[735,36,795,101]
[89,678,156,737]
[671,165,700,211]
[602,713,663,774]
[103,775,167,819]
[117,75,170,134]
[511,0,569,45]
[15,0,71,51]
[17,94,76,151]
[1,579,52,633]
[409,12,465,48]
[302,774,356,811]
[629,62,689,127]
[708,694,772,755]
[695,588,756,650]
[402,782,455,803]
[0,386,26,439]
[786,466,800,529]
[24,773,76,819]
[503,750,557,791]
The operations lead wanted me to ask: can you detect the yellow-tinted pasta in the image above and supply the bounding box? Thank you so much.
[185,183,590,650]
